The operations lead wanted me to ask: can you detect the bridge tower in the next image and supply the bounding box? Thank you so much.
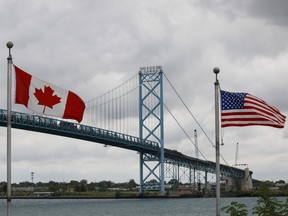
[138,66,165,194]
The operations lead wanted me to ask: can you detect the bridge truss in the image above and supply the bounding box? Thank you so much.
[0,108,251,192]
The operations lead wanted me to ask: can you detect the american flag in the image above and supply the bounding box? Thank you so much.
[221,90,286,128]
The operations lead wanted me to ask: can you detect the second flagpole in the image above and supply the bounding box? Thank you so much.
[6,41,13,216]
[213,67,221,216]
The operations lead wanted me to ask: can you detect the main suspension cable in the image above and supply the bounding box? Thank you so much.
[163,72,232,169]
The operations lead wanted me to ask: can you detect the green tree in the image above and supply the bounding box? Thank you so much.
[87,182,97,192]
[252,183,288,215]
[222,201,248,216]
[148,179,158,183]
[35,181,45,187]
[1,182,7,193]
[168,178,178,185]
[97,180,113,192]
[128,179,137,190]
[222,182,288,216]
[48,181,61,195]
[18,181,31,187]
[79,179,88,192]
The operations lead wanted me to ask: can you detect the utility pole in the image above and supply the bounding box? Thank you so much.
[31,172,34,192]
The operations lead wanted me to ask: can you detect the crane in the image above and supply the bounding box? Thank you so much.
[234,142,239,166]
[234,142,247,167]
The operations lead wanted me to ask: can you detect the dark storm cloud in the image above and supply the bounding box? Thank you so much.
[248,0,288,26]
[196,0,288,26]
[194,0,288,59]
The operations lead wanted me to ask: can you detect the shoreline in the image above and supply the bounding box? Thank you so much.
[0,194,205,199]
[1,195,288,200]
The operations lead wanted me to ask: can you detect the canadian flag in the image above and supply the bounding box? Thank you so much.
[14,65,85,123]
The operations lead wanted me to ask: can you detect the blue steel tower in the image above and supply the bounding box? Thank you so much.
[138,66,164,194]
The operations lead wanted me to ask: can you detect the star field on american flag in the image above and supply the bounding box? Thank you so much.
[221,91,246,110]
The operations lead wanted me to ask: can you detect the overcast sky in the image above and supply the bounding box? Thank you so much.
[0,0,287,184]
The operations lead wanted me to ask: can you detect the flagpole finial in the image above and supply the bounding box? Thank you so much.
[213,67,220,82]
[6,41,14,57]
[6,41,13,49]
[213,67,220,74]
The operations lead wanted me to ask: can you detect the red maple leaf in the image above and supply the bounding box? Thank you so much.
[34,85,61,113]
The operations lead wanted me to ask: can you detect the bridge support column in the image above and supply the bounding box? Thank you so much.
[241,168,253,191]
[139,152,144,194]
[204,170,208,193]
[138,66,165,194]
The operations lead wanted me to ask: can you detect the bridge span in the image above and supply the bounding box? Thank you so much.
[0,108,251,181]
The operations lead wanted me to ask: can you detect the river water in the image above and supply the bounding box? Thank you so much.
[0,197,286,216]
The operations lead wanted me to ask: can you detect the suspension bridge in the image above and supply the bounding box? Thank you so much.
[0,66,252,194]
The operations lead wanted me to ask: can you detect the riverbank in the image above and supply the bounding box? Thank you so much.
[2,187,288,199]
[0,192,204,199]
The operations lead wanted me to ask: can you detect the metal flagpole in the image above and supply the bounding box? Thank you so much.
[6,41,14,216]
[213,67,221,216]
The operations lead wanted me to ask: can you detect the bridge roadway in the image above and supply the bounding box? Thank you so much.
[0,109,250,179]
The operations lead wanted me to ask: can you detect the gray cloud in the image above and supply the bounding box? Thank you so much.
[0,0,287,183]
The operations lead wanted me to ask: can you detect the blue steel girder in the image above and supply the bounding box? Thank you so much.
[0,109,253,181]
[164,163,175,178]
[142,82,160,100]
[142,124,161,142]
[143,153,159,161]
[163,149,251,179]
[143,161,161,182]
[142,103,161,121]
[141,73,161,82]
[0,109,159,154]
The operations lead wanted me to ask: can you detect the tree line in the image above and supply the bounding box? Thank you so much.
[0,179,138,196]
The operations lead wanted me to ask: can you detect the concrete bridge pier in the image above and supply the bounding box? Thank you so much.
[242,168,253,191]
[225,168,253,191]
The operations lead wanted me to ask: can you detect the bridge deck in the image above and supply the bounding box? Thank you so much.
[0,109,250,178]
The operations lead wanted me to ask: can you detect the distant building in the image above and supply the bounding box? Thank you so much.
[33,191,54,197]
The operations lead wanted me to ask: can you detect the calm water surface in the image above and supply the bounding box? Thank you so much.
[0,197,285,216]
